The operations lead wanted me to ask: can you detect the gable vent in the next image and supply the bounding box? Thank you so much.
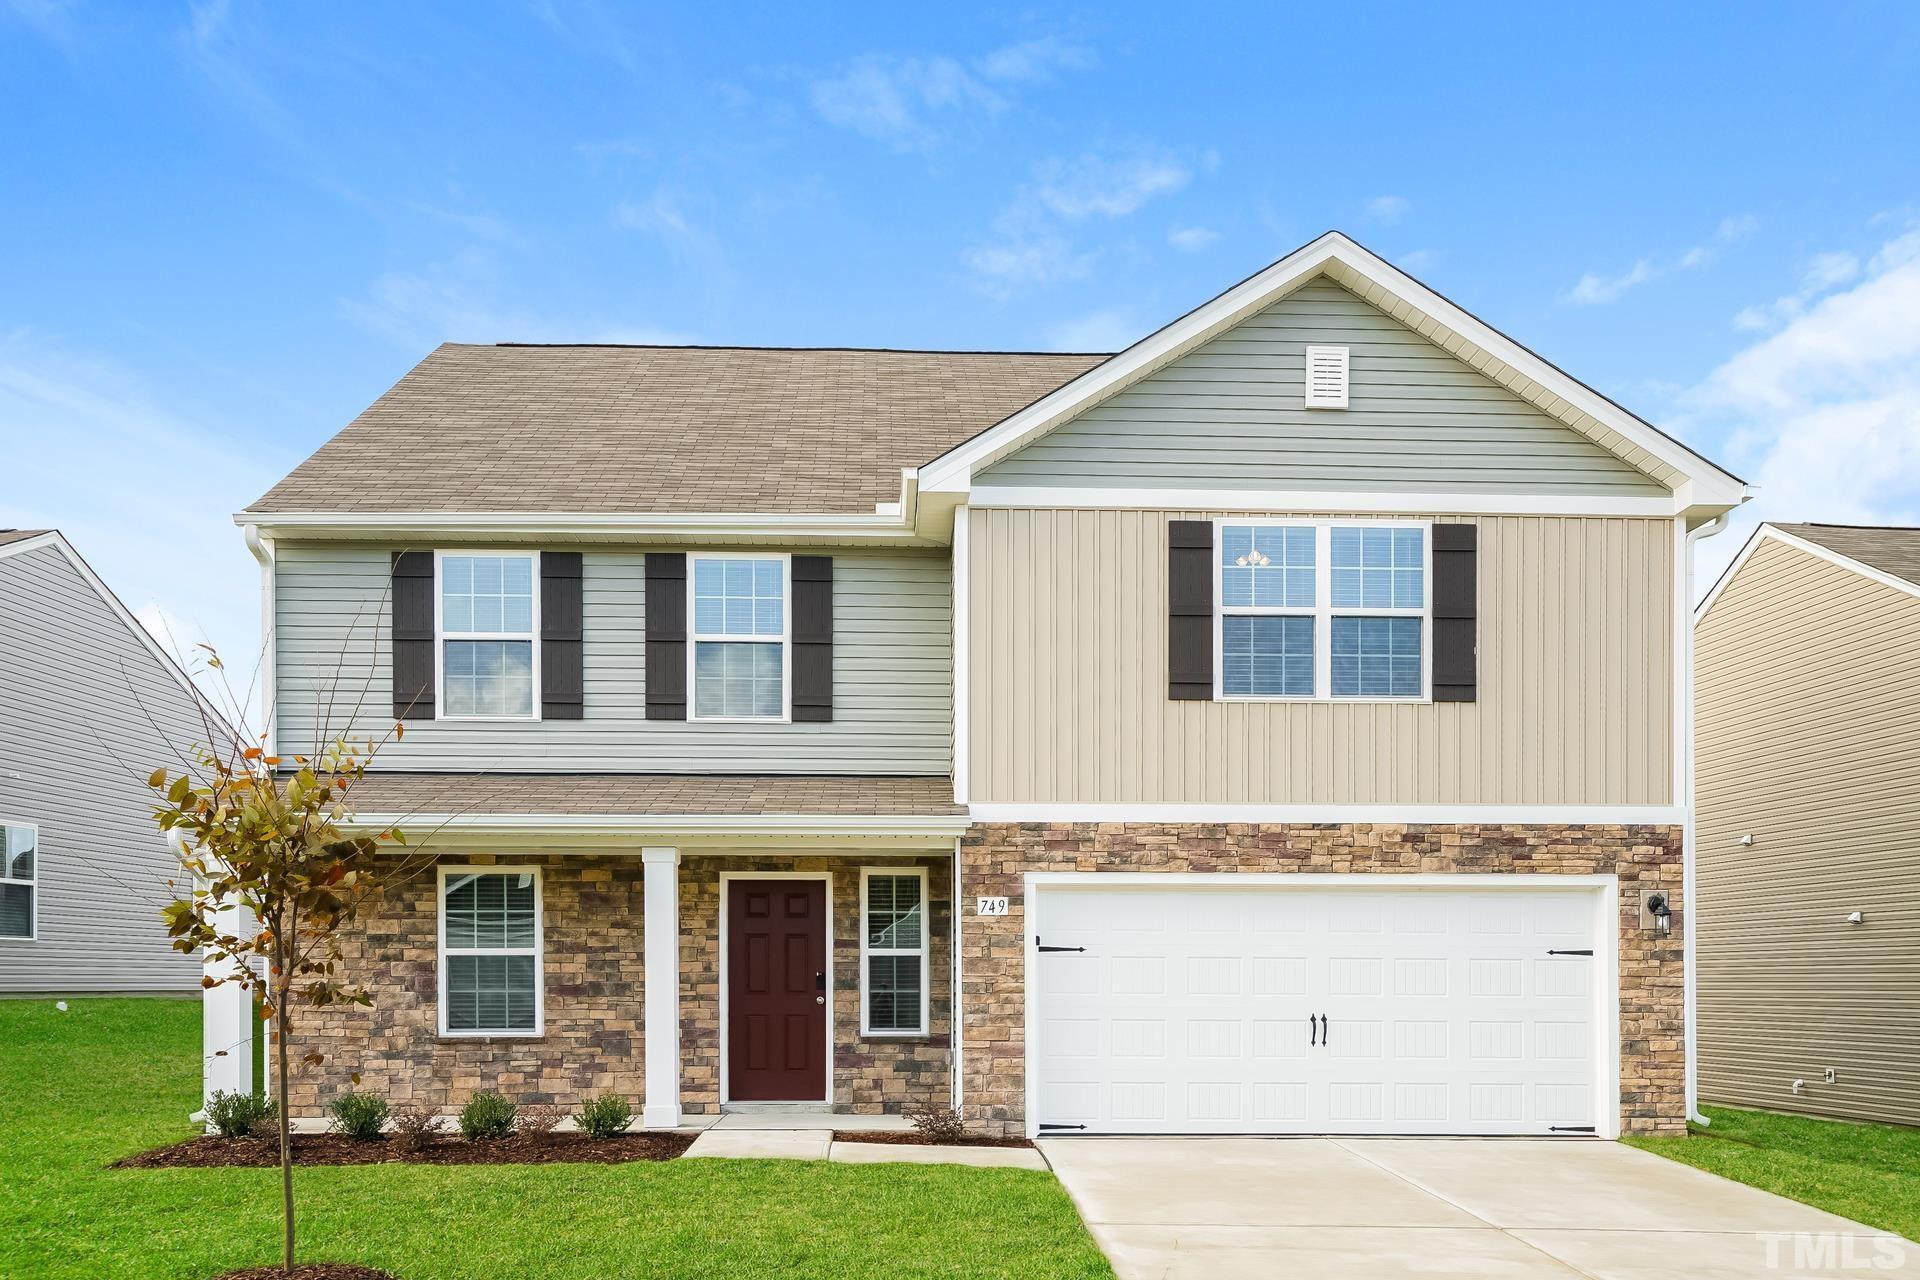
[1303,344,1350,409]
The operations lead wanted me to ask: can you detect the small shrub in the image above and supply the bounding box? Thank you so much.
[517,1101,564,1135]
[572,1093,633,1139]
[327,1091,390,1141]
[906,1101,967,1144]
[458,1090,517,1141]
[388,1105,441,1153]
[206,1089,275,1140]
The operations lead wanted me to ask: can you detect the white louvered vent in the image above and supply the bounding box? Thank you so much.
[1303,344,1350,409]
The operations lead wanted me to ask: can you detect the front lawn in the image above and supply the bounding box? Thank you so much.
[1627,1103,1920,1241]
[0,998,1110,1280]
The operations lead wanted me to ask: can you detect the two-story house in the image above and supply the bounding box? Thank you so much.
[223,232,1747,1139]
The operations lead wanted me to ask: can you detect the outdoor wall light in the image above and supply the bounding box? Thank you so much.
[1646,892,1673,937]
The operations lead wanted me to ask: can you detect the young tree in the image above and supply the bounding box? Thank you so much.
[153,723,426,1277]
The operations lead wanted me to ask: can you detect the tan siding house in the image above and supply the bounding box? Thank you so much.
[1695,523,1920,1126]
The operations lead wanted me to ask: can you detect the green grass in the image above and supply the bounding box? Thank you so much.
[1627,1103,1920,1241]
[0,998,1111,1280]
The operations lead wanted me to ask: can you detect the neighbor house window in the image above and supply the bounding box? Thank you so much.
[861,869,928,1036]
[440,868,542,1035]
[690,555,788,720]
[439,552,538,719]
[1217,521,1428,701]
[0,823,34,941]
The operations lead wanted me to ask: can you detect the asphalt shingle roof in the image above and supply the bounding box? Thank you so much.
[248,343,1106,515]
[1776,523,1920,590]
[0,529,52,546]
[341,772,962,817]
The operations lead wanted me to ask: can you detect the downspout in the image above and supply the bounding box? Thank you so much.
[1681,511,1731,1127]
[951,836,964,1113]
[243,524,275,750]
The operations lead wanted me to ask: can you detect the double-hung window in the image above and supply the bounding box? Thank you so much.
[440,868,542,1036]
[439,552,538,719]
[860,868,928,1036]
[0,823,35,940]
[690,554,789,720]
[1217,521,1428,700]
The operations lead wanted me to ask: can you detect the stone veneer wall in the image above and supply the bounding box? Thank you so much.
[958,823,1686,1136]
[282,852,951,1117]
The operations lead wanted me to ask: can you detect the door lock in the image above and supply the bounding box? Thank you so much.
[815,996,825,1005]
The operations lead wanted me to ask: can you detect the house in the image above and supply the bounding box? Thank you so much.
[0,529,212,994]
[222,231,1748,1138]
[1694,522,1920,1127]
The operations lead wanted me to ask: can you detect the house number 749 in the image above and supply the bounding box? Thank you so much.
[976,896,1010,916]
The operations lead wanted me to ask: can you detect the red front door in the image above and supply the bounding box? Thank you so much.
[726,879,828,1101]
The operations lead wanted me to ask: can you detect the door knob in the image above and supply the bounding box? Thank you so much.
[815,995,825,1005]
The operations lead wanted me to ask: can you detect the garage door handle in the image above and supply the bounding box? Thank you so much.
[1309,1014,1317,1047]
[1319,1014,1328,1046]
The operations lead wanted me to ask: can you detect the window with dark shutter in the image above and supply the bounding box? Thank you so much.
[391,550,436,719]
[645,552,687,720]
[791,555,833,722]
[1168,521,1215,700]
[1431,523,1478,703]
[540,552,584,719]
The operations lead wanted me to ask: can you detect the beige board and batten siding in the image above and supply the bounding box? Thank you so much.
[1695,536,1920,1126]
[273,543,952,774]
[968,508,1673,805]
[975,277,1666,495]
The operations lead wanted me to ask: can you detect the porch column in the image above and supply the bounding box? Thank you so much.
[641,845,682,1128]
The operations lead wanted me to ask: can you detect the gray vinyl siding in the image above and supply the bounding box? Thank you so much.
[272,544,953,774]
[1695,536,1920,1126]
[977,278,1666,495]
[0,544,207,992]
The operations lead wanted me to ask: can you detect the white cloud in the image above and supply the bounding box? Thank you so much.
[1680,227,1920,583]
[1565,214,1758,305]
[962,220,1091,294]
[1365,195,1410,225]
[1168,225,1219,253]
[808,36,1095,149]
[0,331,279,714]
[1033,149,1191,220]
[1045,308,1139,352]
[1732,250,1862,332]
[1396,248,1442,273]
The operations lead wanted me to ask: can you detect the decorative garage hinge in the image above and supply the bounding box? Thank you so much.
[1546,949,1594,956]
[1548,1126,1597,1134]
[1038,1123,1088,1132]
[1035,937,1086,953]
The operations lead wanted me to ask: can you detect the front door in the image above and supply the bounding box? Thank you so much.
[726,878,829,1102]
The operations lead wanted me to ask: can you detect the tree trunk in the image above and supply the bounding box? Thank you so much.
[275,936,294,1277]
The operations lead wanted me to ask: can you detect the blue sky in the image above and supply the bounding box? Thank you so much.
[4,1,1919,683]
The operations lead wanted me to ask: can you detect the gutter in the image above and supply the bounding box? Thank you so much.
[341,811,972,841]
[242,523,275,750]
[1681,511,1732,1127]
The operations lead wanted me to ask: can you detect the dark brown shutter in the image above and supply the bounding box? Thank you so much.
[1168,520,1214,700]
[645,552,687,720]
[540,552,584,720]
[791,555,833,722]
[391,551,436,720]
[1431,523,1477,703]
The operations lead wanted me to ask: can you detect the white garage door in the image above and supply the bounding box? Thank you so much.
[1031,881,1606,1137]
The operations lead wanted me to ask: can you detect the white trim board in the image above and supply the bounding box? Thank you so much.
[918,231,1746,508]
[235,510,931,546]
[1695,523,1920,622]
[968,487,1686,518]
[968,804,1685,825]
[345,812,970,842]
[717,871,834,1107]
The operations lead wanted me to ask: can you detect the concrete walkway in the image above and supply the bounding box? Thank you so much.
[682,1124,1047,1169]
[1042,1137,1917,1279]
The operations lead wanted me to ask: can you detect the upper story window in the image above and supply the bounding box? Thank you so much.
[439,552,538,719]
[0,823,35,941]
[1217,521,1428,702]
[690,554,789,721]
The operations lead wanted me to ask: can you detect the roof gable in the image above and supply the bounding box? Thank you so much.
[1699,523,1920,621]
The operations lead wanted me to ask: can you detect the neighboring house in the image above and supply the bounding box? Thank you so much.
[0,529,213,993]
[1694,523,1920,1127]
[225,231,1748,1138]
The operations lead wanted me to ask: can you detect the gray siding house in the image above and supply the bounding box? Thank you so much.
[0,530,212,992]
[226,232,1748,1138]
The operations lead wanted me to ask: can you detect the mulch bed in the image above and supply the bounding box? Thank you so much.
[118,1131,695,1169]
[214,1267,397,1280]
[830,1130,1035,1149]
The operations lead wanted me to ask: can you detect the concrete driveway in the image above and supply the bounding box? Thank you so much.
[1041,1137,1916,1279]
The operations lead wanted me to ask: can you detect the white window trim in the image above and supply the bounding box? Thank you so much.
[433,549,542,722]
[859,866,930,1037]
[437,864,545,1038]
[686,550,793,724]
[1212,517,1433,704]
[0,820,37,943]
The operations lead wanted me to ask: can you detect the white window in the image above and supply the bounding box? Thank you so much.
[1216,520,1429,701]
[860,868,928,1036]
[438,552,539,719]
[689,554,789,721]
[439,867,542,1036]
[0,823,35,941]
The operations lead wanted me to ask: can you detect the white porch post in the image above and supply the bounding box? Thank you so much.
[201,897,254,1115]
[641,845,682,1128]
